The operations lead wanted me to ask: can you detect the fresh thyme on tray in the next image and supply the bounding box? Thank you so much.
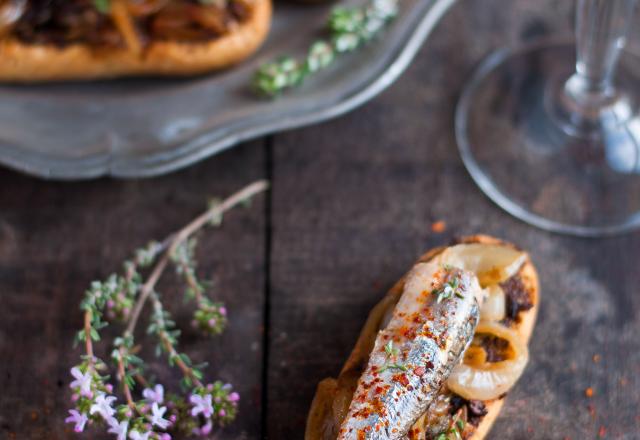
[253,0,399,97]
[66,180,268,440]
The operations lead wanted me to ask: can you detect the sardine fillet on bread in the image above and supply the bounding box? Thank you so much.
[306,235,539,440]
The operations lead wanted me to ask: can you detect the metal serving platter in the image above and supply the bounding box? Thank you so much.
[0,0,454,179]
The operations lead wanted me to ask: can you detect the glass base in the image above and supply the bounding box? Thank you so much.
[456,40,640,236]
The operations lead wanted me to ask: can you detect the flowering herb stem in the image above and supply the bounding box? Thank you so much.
[178,260,205,305]
[150,290,204,388]
[116,347,137,411]
[84,310,95,360]
[124,253,169,337]
[160,324,203,388]
[68,180,268,439]
[124,179,269,337]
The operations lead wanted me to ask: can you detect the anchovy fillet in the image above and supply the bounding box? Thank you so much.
[337,263,480,440]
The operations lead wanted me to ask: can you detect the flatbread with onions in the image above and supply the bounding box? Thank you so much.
[0,0,271,81]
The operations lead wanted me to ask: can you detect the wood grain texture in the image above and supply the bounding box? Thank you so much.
[0,143,267,440]
[267,0,640,439]
[3,1,640,439]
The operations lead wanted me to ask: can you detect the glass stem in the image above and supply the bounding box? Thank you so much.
[565,0,637,109]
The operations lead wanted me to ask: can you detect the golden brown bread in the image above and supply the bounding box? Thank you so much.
[305,235,539,440]
[0,0,271,82]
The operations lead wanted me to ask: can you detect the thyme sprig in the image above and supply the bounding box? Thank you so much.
[432,271,463,303]
[435,413,466,440]
[379,341,407,373]
[67,180,268,439]
[171,237,228,336]
[148,291,207,390]
[253,0,399,97]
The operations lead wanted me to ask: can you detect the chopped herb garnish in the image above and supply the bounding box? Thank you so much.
[433,272,463,303]
[384,340,395,356]
[379,363,408,373]
[93,0,110,13]
[435,411,466,440]
[379,341,406,373]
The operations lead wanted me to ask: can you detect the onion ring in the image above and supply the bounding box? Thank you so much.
[447,322,528,400]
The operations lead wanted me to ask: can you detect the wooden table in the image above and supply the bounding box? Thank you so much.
[2,1,640,438]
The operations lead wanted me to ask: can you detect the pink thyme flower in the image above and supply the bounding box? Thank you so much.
[65,409,88,433]
[189,394,213,418]
[159,434,172,440]
[142,384,164,404]
[107,418,129,440]
[90,393,116,420]
[69,367,92,396]
[150,403,170,430]
[219,306,227,316]
[128,430,151,440]
[228,392,240,402]
[200,420,212,436]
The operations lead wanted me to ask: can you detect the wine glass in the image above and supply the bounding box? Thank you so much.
[455,0,640,236]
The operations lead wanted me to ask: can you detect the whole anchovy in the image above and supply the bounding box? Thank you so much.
[337,262,480,440]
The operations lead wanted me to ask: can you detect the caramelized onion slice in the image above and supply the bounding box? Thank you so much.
[126,0,170,16]
[0,0,26,34]
[111,0,142,53]
[437,243,526,286]
[189,4,228,34]
[446,322,528,400]
[479,285,506,322]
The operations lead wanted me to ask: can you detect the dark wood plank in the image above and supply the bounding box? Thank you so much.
[267,0,640,438]
[0,142,267,440]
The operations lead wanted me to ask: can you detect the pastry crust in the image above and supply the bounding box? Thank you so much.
[305,235,539,440]
[0,0,271,82]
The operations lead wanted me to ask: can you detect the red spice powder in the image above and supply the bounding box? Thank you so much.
[393,373,410,387]
[431,221,446,233]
